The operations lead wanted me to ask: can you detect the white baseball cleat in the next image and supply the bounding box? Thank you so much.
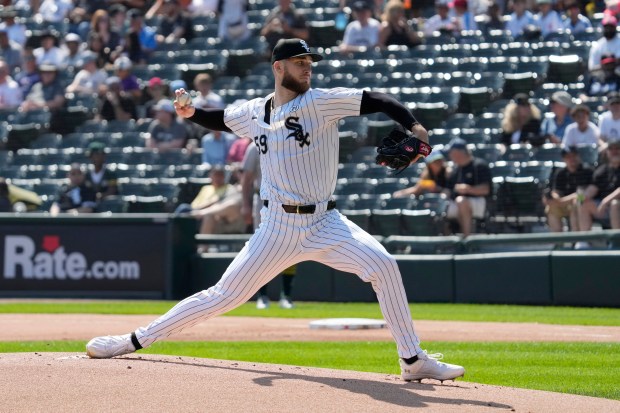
[86,333,137,359]
[256,296,270,310]
[400,352,465,382]
[279,296,294,309]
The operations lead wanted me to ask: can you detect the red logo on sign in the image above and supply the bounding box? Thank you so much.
[42,236,60,253]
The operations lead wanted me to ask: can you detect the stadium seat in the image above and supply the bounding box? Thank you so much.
[126,195,169,213]
[547,54,583,84]
[29,133,61,150]
[334,178,377,196]
[444,113,475,129]
[472,144,503,163]
[474,112,504,129]
[502,72,538,98]
[374,178,408,196]
[382,196,416,210]
[349,146,379,163]
[349,195,384,210]
[96,196,128,213]
[5,123,41,151]
[443,71,475,88]
[575,144,599,167]
[493,176,545,228]
[337,163,363,180]
[370,208,402,236]
[413,102,449,130]
[533,143,563,162]
[360,165,391,180]
[516,161,554,184]
[340,208,372,232]
[458,87,492,115]
[401,209,440,236]
[489,160,518,178]
[502,144,534,162]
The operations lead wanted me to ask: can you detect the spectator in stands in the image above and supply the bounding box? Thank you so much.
[66,51,108,96]
[0,59,22,109]
[241,140,296,309]
[178,166,245,250]
[576,139,620,237]
[393,151,449,198]
[63,33,85,70]
[424,0,458,37]
[340,1,381,52]
[506,0,535,37]
[109,4,128,38]
[563,1,592,34]
[146,98,189,151]
[125,8,157,63]
[87,32,112,68]
[19,64,65,113]
[143,76,167,118]
[0,7,26,47]
[599,91,620,149]
[193,73,225,110]
[0,177,12,212]
[98,76,138,121]
[50,163,98,215]
[0,26,21,73]
[540,91,574,144]
[216,0,251,42]
[89,9,122,61]
[562,104,602,147]
[377,0,421,48]
[449,0,478,32]
[84,141,119,201]
[586,54,620,97]
[588,14,620,71]
[543,146,594,232]
[201,129,237,165]
[533,0,563,37]
[187,0,218,15]
[147,0,195,44]
[445,138,492,237]
[33,30,67,68]
[481,2,505,31]
[261,0,309,53]
[14,51,39,97]
[35,0,74,23]
[501,93,543,146]
[227,136,252,163]
[113,56,141,101]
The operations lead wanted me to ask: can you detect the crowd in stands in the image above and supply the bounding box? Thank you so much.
[0,0,619,245]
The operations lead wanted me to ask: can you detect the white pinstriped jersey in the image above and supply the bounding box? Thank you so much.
[224,87,364,205]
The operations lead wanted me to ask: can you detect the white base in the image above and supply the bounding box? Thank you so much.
[308,318,387,330]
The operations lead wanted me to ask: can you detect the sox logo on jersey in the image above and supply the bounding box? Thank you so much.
[284,116,310,147]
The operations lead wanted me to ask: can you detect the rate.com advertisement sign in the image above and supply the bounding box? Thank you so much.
[0,224,168,296]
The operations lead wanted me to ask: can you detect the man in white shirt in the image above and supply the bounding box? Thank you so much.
[33,30,67,68]
[562,1,592,34]
[65,52,108,96]
[340,1,380,52]
[533,0,563,38]
[0,60,22,109]
[588,15,620,71]
[424,0,458,37]
[598,91,620,145]
[505,0,534,37]
[562,104,602,147]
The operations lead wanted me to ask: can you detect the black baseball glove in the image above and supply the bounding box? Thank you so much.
[376,126,432,174]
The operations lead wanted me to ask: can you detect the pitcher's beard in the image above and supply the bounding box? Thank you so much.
[281,71,310,94]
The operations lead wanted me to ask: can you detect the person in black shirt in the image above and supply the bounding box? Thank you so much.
[578,140,620,231]
[392,151,448,198]
[543,146,593,232]
[445,138,492,237]
[50,163,98,215]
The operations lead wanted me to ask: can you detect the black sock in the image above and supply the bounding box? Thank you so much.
[258,285,268,296]
[282,274,294,297]
[130,332,143,350]
[403,355,418,365]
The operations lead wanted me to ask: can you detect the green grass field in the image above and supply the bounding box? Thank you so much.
[1,301,619,400]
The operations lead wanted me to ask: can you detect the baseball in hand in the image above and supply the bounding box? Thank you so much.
[176,91,192,107]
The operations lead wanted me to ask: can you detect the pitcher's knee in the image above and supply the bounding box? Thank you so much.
[362,254,400,282]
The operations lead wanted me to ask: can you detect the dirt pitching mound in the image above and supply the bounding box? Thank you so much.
[1,352,619,413]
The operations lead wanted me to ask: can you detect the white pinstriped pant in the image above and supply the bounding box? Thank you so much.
[135,203,422,358]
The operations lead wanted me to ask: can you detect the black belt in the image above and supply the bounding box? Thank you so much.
[263,200,336,214]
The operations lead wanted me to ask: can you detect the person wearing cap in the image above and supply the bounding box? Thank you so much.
[260,0,310,53]
[84,141,118,201]
[501,93,543,146]
[124,8,157,62]
[444,137,492,237]
[33,30,67,69]
[0,7,26,47]
[146,98,190,151]
[113,55,141,100]
[586,54,620,97]
[588,14,620,71]
[20,63,65,112]
[50,163,98,216]
[424,0,458,37]
[505,0,535,37]
[0,60,22,109]
[449,0,478,32]
[532,0,562,38]
[193,73,224,110]
[340,1,381,52]
[108,4,128,38]
[576,139,620,236]
[540,91,574,144]
[144,77,168,118]
[598,92,620,149]
[98,75,138,121]
[393,151,448,198]
[562,104,602,148]
[85,38,467,384]
[35,0,74,24]
[0,26,21,73]
[63,33,85,70]
[65,51,108,95]
[543,146,593,232]
[563,1,592,34]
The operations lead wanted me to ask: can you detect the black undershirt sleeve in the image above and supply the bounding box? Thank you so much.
[187,108,232,133]
[360,90,419,131]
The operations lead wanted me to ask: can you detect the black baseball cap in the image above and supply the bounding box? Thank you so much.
[271,38,323,64]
